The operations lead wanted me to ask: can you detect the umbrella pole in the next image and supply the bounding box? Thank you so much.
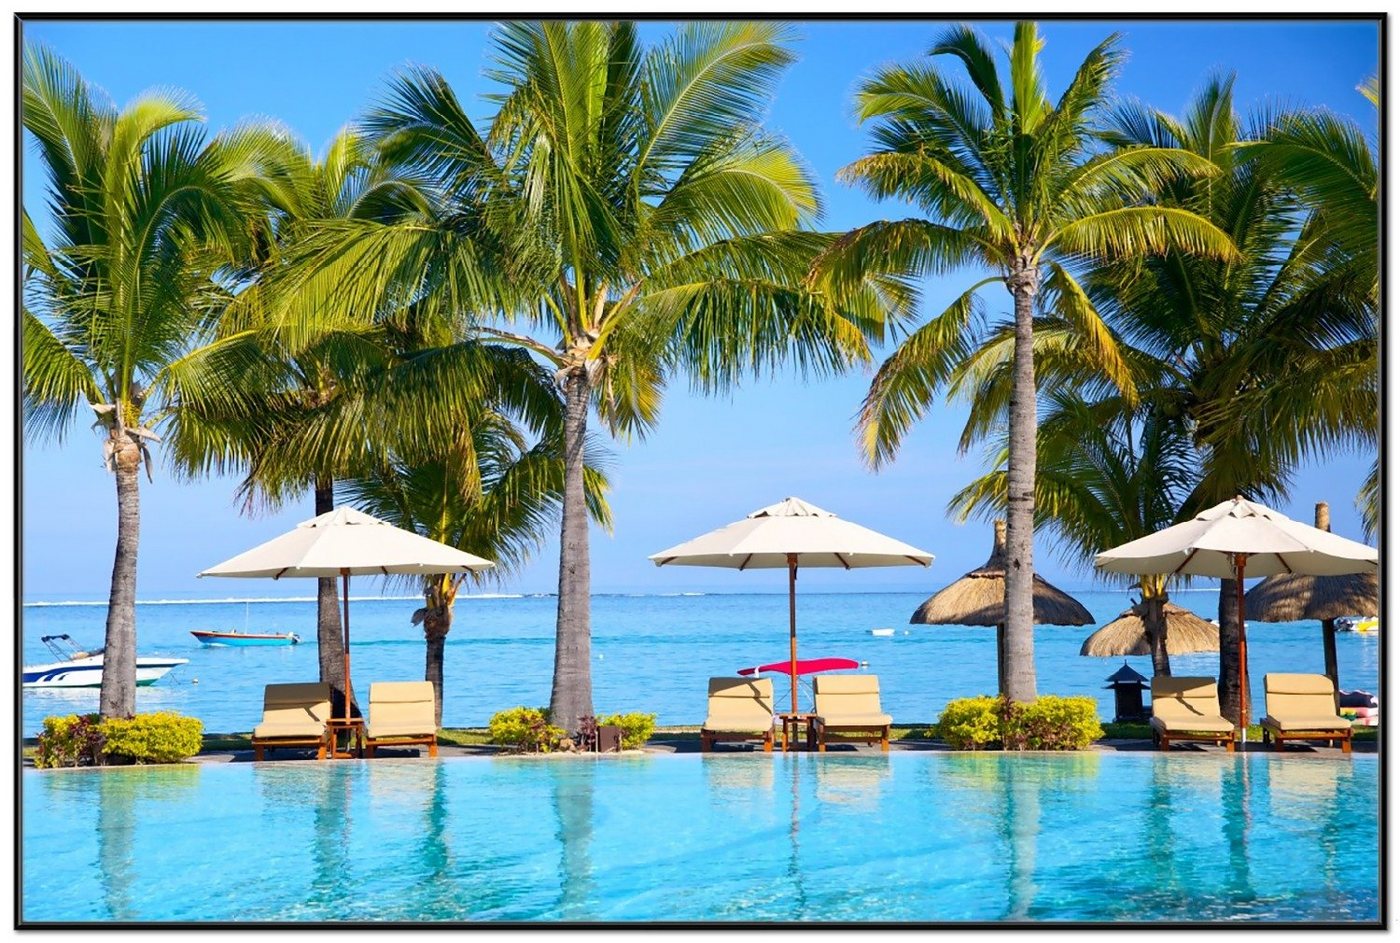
[1235,553,1248,739]
[342,568,352,723]
[788,554,799,715]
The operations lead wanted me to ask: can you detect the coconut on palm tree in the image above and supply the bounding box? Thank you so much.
[265,22,901,733]
[810,22,1236,702]
[21,46,275,719]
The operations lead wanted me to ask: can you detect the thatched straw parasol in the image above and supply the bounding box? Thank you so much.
[1244,501,1378,689]
[1080,601,1220,657]
[910,520,1093,693]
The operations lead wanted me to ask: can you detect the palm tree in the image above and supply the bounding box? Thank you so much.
[951,392,1200,676]
[810,22,1235,702]
[340,410,611,726]
[1230,78,1380,537]
[165,128,435,718]
[265,21,899,733]
[21,45,273,719]
[1076,76,1377,722]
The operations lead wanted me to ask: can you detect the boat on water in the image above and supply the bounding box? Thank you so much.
[22,635,188,689]
[1338,616,1379,634]
[191,629,300,647]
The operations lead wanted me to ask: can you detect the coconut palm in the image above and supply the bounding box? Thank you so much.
[1072,76,1375,722]
[165,128,443,717]
[340,411,611,726]
[265,21,900,733]
[950,393,1200,676]
[21,45,275,719]
[810,22,1236,702]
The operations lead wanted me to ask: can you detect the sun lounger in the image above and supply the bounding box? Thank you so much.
[1261,673,1353,754]
[701,677,775,752]
[251,682,332,761]
[1149,677,1236,752]
[811,674,892,752]
[364,681,439,757]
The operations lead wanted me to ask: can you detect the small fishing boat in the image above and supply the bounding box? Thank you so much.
[191,629,300,646]
[870,628,895,637]
[22,635,188,689]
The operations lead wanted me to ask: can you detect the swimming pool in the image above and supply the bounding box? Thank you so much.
[21,753,1378,924]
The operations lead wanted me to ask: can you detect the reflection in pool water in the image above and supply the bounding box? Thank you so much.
[22,753,1378,923]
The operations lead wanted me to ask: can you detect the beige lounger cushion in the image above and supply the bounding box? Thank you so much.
[1263,673,1349,732]
[367,681,437,740]
[253,682,331,739]
[1150,677,1234,733]
[1263,714,1353,732]
[703,677,774,733]
[813,675,892,726]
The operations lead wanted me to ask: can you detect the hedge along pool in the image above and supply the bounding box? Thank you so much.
[21,753,1378,923]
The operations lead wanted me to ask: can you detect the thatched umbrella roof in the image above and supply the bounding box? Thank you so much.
[910,520,1094,626]
[1245,502,1379,622]
[1079,601,1220,657]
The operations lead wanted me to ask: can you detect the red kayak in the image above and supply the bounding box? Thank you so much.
[738,657,860,676]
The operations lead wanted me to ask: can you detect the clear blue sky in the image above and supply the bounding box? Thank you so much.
[20,18,1380,600]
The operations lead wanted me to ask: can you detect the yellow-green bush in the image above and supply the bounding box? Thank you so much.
[598,712,656,750]
[1002,695,1103,751]
[488,707,564,753]
[34,713,104,768]
[100,712,204,764]
[935,695,1103,751]
[934,696,1002,750]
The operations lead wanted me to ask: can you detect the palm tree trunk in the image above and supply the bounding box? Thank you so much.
[98,433,141,720]
[1144,594,1171,677]
[1217,578,1248,725]
[314,480,355,718]
[1001,265,1039,703]
[423,603,453,729]
[549,368,594,734]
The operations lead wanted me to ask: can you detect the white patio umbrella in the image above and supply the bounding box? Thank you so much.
[200,506,494,721]
[1094,496,1378,732]
[648,497,934,713]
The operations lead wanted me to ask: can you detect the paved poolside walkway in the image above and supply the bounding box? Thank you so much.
[182,736,1372,764]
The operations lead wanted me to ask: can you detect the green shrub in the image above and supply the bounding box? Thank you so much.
[34,713,103,769]
[488,707,564,753]
[598,712,656,750]
[1001,695,1103,751]
[935,695,1103,751]
[934,696,1001,750]
[100,712,204,764]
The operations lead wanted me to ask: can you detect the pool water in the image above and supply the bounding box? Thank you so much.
[21,753,1378,923]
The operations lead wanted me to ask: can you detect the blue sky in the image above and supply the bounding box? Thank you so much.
[20,18,1380,600]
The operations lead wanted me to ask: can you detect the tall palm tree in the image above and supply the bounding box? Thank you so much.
[21,46,273,719]
[341,410,611,726]
[265,21,900,733]
[951,392,1200,676]
[166,128,435,717]
[1079,77,1376,722]
[810,22,1235,702]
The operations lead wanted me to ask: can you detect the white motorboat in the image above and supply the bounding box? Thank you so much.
[22,634,188,689]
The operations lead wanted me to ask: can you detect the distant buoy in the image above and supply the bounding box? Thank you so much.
[192,678,199,684]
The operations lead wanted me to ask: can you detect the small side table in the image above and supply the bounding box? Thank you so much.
[778,713,817,752]
[326,717,365,760]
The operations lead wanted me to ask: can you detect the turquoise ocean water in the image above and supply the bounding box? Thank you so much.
[21,591,1379,736]
[21,753,1379,922]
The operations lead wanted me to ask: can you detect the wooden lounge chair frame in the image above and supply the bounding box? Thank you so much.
[1260,673,1354,754]
[700,677,775,753]
[251,682,332,761]
[1149,677,1237,753]
[364,681,439,758]
[811,675,891,752]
